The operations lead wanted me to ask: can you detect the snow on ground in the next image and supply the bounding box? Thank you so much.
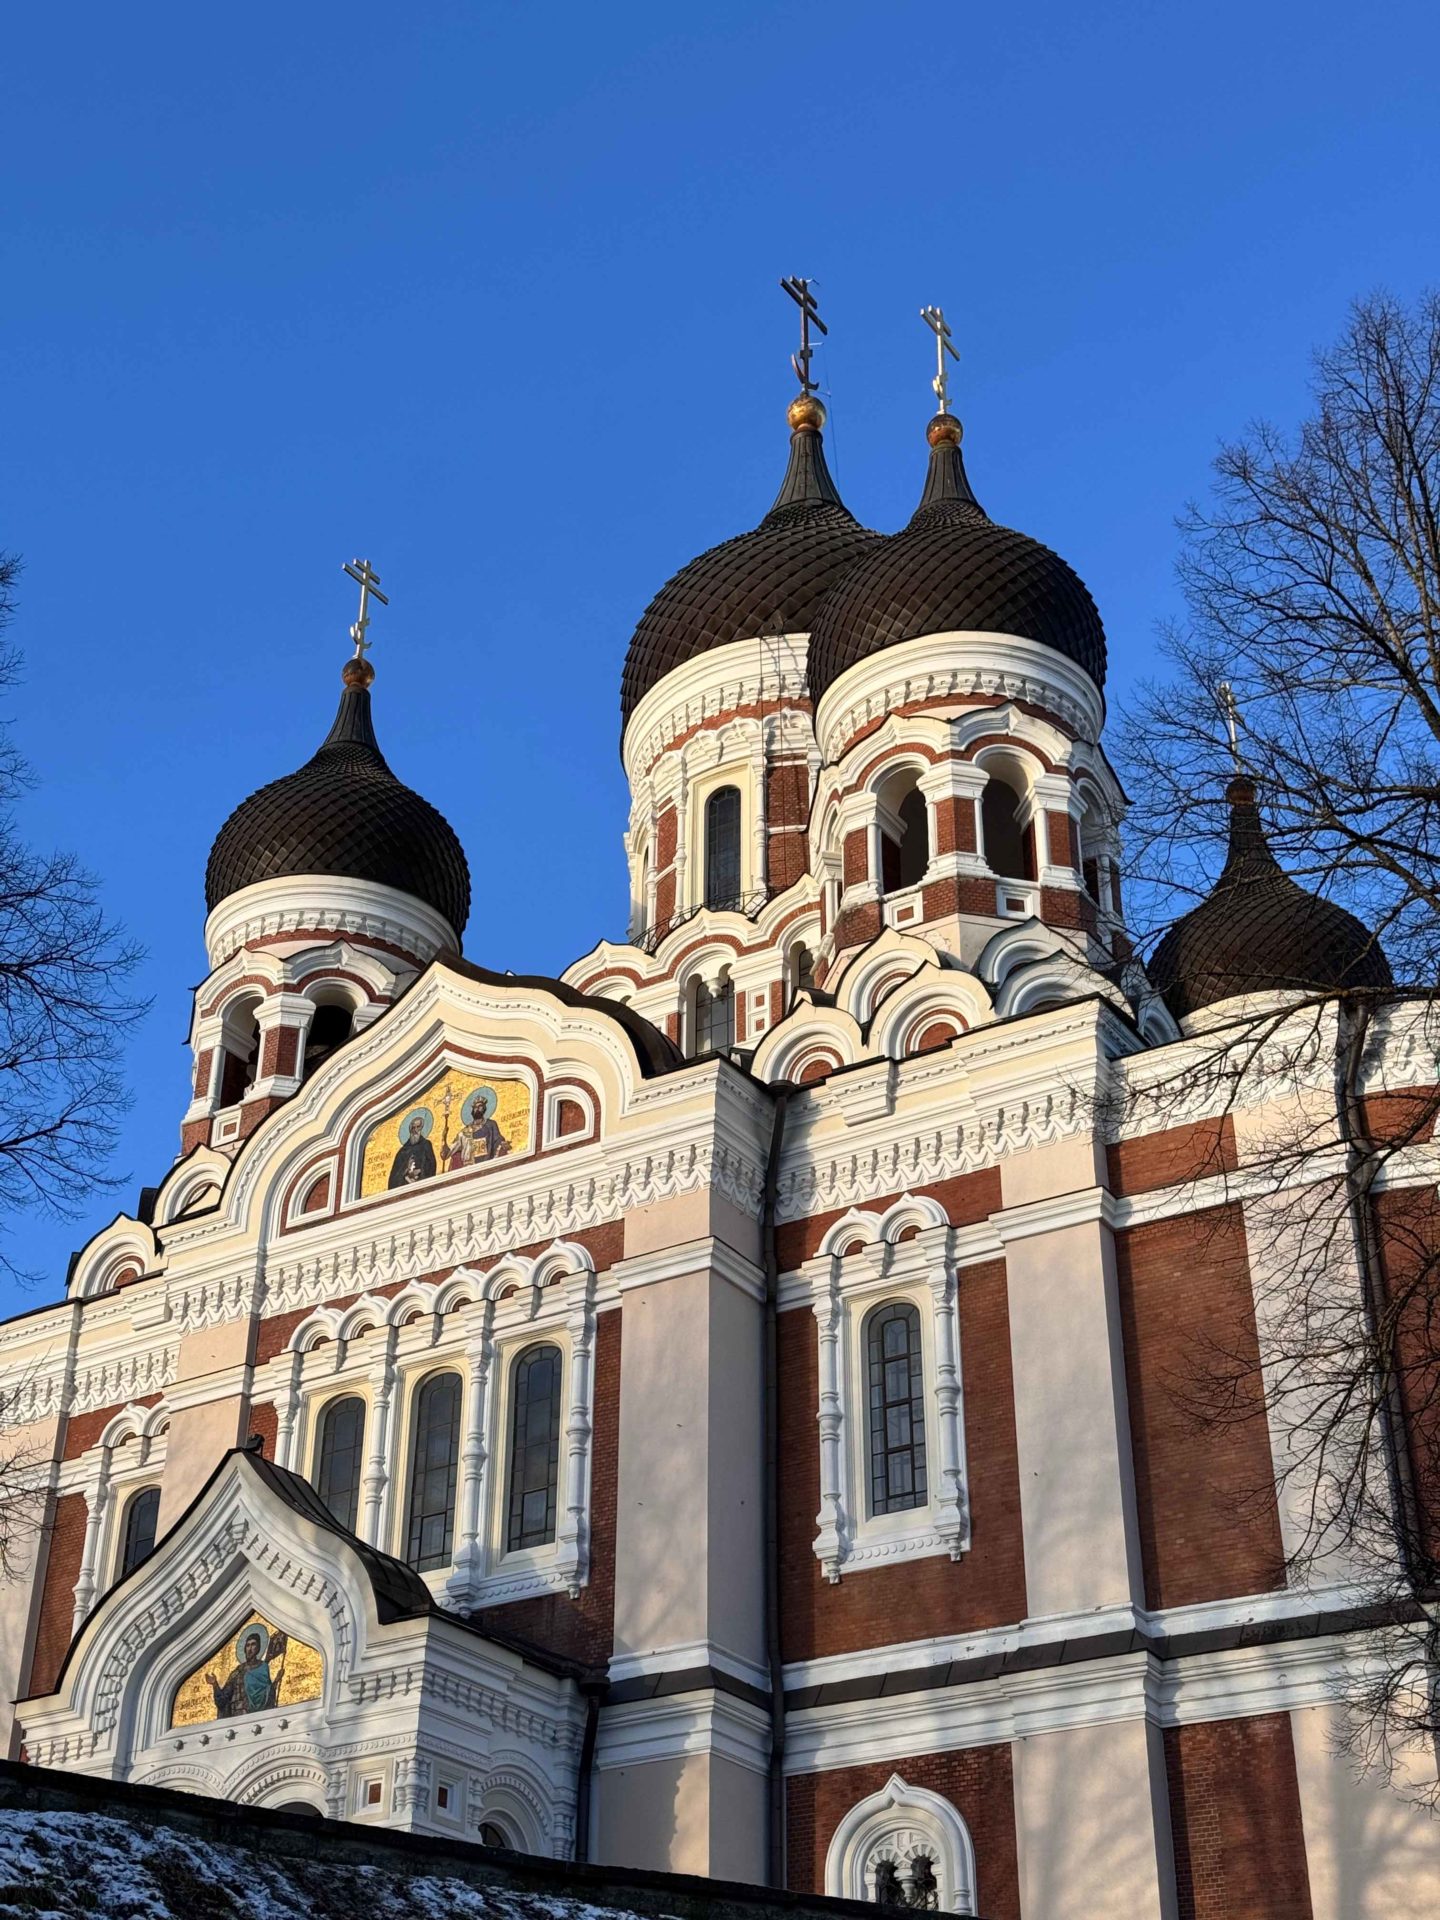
[0,1810,668,1920]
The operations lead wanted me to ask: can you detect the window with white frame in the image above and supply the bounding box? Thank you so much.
[807,1200,968,1583]
[313,1394,366,1533]
[505,1343,562,1552]
[118,1485,161,1578]
[825,1775,977,1914]
[864,1301,929,1516]
[273,1247,598,1607]
[406,1371,462,1571]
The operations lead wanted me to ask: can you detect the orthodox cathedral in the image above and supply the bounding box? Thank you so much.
[0,303,1437,1920]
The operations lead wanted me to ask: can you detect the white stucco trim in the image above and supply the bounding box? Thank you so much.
[203,874,457,971]
[824,1773,978,1914]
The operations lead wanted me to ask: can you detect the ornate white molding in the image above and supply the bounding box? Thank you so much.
[203,874,456,971]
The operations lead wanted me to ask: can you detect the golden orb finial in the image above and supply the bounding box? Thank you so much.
[927,412,963,448]
[788,392,827,434]
[342,655,376,690]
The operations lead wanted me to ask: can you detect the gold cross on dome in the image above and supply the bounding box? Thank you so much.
[343,557,389,660]
[780,276,827,396]
[920,306,960,416]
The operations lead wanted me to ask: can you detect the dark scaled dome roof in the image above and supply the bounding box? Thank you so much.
[1148,776,1391,1021]
[206,660,471,937]
[620,396,882,730]
[806,415,1108,706]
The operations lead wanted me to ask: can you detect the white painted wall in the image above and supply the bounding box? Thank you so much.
[1013,1719,1177,1920]
[1291,1702,1440,1917]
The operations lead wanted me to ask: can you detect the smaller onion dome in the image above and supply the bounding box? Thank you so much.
[620,395,882,730]
[806,413,1108,707]
[1147,776,1391,1021]
[206,656,471,938]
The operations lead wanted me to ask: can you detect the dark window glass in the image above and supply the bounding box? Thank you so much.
[981,780,1031,880]
[507,1344,562,1552]
[693,977,735,1056]
[896,787,929,889]
[315,1394,366,1533]
[866,1301,928,1516]
[704,786,743,911]
[119,1485,161,1577]
[406,1372,462,1570]
[479,1820,514,1849]
[304,1003,353,1075]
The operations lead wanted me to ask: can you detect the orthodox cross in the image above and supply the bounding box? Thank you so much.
[343,557,388,661]
[920,306,959,416]
[1217,680,1243,766]
[780,276,827,395]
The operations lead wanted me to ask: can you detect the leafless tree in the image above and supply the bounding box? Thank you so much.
[1114,292,1440,1798]
[0,554,146,1287]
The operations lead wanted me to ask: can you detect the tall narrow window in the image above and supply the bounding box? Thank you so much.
[119,1485,161,1577]
[406,1372,462,1571]
[704,786,743,911]
[314,1394,366,1533]
[507,1344,563,1552]
[981,778,1031,881]
[866,1302,928,1515]
[693,975,735,1056]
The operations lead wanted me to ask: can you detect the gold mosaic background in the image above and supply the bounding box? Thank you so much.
[170,1614,324,1728]
[359,1067,531,1198]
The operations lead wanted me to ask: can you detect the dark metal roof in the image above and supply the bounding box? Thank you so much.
[619,416,881,731]
[445,955,683,1078]
[806,422,1108,705]
[1147,777,1392,1021]
[206,673,471,937]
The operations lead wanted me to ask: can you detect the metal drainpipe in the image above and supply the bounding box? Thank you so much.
[1334,996,1423,1587]
[761,1082,792,1889]
[572,1682,602,1864]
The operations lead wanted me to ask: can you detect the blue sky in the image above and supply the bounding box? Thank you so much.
[2,0,1436,1310]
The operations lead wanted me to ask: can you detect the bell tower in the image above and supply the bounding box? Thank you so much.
[181,564,471,1156]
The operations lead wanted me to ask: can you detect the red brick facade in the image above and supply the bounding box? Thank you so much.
[1165,1714,1313,1919]
[28,1492,86,1696]
[786,1744,1020,1919]
[1114,1204,1285,1610]
[777,1258,1025,1660]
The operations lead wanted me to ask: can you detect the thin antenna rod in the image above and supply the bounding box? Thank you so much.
[1217,680,1244,768]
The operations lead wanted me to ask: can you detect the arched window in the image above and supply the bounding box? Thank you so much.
[507,1344,563,1552]
[218,994,261,1107]
[304,1000,354,1077]
[879,773,930,895]
[314,1394,366,1534]
[119,1485,161,1577]
[826,1775,978,1914]
[704,786,743,912]
[479,1820,515,1849]
[405,1372,462,1571]
[981,776,1031,881]
[787,942,815,1009]
[866,1302,927,1515]
[693,974,735,1056]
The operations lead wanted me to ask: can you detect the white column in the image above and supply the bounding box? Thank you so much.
[445,1303,494,1604]
[556,1266,597,1597]
[360,1326,398,1546]
[273,1348,305,1471]
[813,1268,846,1583]
[71,1451,113,1633]
[926,1237,967,1557]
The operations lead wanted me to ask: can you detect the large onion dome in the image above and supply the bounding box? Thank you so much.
[806,414,1108,707]
[206,657,471,938]
[620,395,882,729]
[1148,776,1391,1021]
